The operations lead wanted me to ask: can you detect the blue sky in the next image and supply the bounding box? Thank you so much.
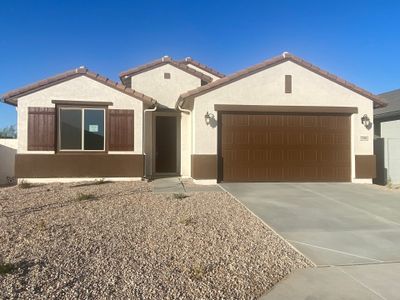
[1,0,399,128]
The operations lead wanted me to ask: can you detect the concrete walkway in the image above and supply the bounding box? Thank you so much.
[221,183,400,299]
[152,177,222,193]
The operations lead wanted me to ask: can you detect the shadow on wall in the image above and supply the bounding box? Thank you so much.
[0,142,17,185]
[374,138,386,185]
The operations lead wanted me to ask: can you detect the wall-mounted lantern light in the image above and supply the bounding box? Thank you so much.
[204,111,215,125]
[361,114,372,128]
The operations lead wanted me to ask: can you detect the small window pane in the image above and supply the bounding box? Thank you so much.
[60,109,82,150]
[84,109,104,150]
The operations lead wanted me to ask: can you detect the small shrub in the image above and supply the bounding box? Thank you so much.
[95,178,107,185]
[173,193,189,200]
[18,180,32,189]
[37,219,46,231]
[0,263,15,275]
[76,193,97,201]
[179,216,196,226]
[190,264,205,280]
[387,178,393,189]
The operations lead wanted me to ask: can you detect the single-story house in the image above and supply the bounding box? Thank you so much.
[1,52,386,184]
[374,89,400,185]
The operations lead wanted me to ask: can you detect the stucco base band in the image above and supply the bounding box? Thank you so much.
[355,155,377,179]
[191,155,217,179]
[15,154,144,178]
[17,177,142,184]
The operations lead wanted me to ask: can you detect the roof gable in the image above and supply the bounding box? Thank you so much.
[119,56,213,85]
[180,57,225,78]
[2,67,157,106]
[178,52,386,109]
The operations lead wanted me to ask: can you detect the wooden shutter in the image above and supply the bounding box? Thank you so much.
[28,107,56,151]
[108,109,134,151]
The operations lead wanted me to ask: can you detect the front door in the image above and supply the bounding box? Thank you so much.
[155,116,178,174]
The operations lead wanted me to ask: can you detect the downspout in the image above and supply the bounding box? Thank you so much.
[143,104,158,179]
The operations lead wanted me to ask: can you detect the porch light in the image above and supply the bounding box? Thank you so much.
[361,114,372,128]
[204,111,215,124]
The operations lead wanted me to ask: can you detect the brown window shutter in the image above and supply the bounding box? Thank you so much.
[28,107,56,151]
[108,109,134,151]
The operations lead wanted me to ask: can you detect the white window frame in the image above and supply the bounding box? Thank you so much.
[58,107,106,152]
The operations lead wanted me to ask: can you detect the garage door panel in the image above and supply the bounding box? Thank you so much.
[220,112,351,182]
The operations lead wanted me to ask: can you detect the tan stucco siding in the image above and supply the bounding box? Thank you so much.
[16,76,144,154]
[130,64,201,108]
[192,60,374,182]
[186,63,221,81]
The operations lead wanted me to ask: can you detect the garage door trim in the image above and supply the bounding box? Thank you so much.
[214,104,358,114]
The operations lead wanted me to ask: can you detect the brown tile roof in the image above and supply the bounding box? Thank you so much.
[180,57,225,78]
[119,56,213,84]
[1,67,157,106]
[178,52,387,109]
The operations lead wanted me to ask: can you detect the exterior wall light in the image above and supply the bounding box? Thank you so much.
[204,111,215,124]
[361,114,372,128]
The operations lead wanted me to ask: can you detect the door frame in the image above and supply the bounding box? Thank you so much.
[152,112,181,176]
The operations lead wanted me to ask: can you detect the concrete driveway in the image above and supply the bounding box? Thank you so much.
[220,183,400,299]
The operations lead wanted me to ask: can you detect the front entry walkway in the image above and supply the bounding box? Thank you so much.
[152,177,222,193]
[221,183,400,299]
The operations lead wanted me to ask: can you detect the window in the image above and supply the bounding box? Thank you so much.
[59,108,105,151]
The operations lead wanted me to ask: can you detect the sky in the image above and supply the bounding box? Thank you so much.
[1,0,400,128]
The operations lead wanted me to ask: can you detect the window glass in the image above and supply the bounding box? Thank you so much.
[60,109,82,150]
[84,110,105,150]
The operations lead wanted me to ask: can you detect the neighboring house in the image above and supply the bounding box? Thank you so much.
[374,89,400,185]
[1,52,385,184]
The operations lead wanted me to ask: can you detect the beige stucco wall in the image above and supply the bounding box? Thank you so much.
[186,63,221,81]
[191,60,375,182]
[16,76,144,154]
[0,139,17,184]
[130,64,202,109]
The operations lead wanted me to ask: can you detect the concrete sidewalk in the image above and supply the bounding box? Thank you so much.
[261,263,400,300]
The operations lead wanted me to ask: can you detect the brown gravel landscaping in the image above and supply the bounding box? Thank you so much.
[0,181,312,299]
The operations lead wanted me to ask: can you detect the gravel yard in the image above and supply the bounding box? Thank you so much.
[0,181,312,299]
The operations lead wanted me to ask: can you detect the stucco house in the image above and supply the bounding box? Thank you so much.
[374,89,400,185]
[1,52,385,184]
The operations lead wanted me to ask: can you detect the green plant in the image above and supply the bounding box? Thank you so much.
[190,264,205,280]
[173,193,189,200]
[179,216,196,226]
[0,263,15,275]
[18,180,32,189]
[76,193,97,201]
[37,219,46,231]
[95,178,107,185]
[387,178,393,189]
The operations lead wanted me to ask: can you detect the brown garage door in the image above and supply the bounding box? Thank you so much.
[219,112,351,182]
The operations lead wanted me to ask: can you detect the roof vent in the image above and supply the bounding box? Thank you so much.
[282,52,289,58]
[185,57,192,62]
[79,65,86,69]
[161,55,170,62]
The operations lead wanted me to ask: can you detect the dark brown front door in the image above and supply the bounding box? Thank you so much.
[219,112,351,182]
[156,116,177,173]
